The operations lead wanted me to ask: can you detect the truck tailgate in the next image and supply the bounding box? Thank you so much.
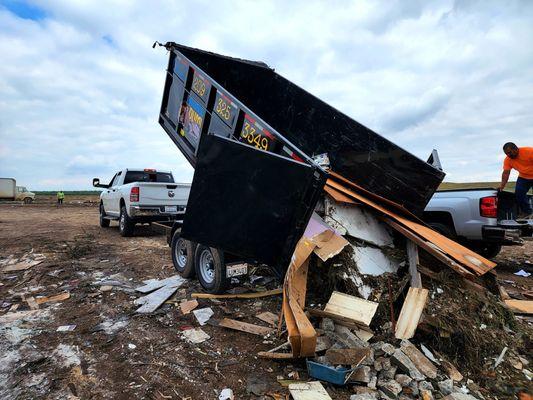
[138,183,190,205]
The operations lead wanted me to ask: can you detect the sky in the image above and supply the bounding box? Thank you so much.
[0,0,532,190]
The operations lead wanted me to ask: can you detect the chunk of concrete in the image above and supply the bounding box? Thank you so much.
[377,379,402,398]
[320,317,335,332]
[333,325,370,348]
[391,349,425,381]
[438,379,454,395]
[395,374,412,387]
[379,365,397,381]
[350,393,379,400]
[351,366,373,384]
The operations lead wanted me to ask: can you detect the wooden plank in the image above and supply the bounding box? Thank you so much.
[135,275,184,293]
[325,348,371,366]
[289,381,332,400]
[395,287,429,339]
[218,318,274,336]
[323,185,358,205]
[400,340,437,379]
[324,291,378,327]
[134,277,185,313]
[384,218,474,278]
[256,311,279,327]
[505,300,533,314]
[191,288,282,299]
[289,298,317,357]
[326,179,496,275]
[179,299,199,314]
[407,241,422,288]
[257,351,294,360]
[35,292,70,305]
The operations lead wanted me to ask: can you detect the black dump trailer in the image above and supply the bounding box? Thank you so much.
[158,42,445,286]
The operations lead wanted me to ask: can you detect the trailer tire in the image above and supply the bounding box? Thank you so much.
[194,245,228,294]
[171,232,195,278]
[119,206,135,236]
[99,204,110,228]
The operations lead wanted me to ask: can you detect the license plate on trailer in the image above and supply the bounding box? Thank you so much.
[165,206,178,213]
[226,263,248,278]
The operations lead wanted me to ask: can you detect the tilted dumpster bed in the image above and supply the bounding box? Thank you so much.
[158,42,445,277]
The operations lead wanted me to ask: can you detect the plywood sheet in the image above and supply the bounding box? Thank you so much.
[324,291,378,327]
[289,381,332,400]
[395,287,429,339]
[505,300,533,314]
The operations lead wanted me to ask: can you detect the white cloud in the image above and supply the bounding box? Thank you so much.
[0,0,532,190]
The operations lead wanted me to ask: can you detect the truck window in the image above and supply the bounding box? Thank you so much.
[110,172,121,187]
[123,171,175,184]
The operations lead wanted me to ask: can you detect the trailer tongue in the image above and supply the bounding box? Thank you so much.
[157,42,445,278]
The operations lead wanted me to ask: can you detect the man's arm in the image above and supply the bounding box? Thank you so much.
[499,170,510,190]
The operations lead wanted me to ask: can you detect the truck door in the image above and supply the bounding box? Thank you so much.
[181,134,326,276]
[108,171,123,215]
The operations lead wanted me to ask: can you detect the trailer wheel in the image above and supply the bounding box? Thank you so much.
[23,197,33,204]
[194,245,228,294]
[99,204,110,228]
[119,206,135,236]
[171,232,195,278]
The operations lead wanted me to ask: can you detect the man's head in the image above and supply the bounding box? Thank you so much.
[503,142,519,159]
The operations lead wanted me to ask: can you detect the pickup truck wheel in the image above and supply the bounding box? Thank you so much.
[194,245,228,294]
[99,204,110,228]
[23,197,33,204]
[119,206,135,236]
[428,222,456,240]
[171,232,195,278]
[473,243,502,259]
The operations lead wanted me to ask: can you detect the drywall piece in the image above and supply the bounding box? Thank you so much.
[135,275,185,293]
[134,276,186,313]
[289,381,332,400]
[324,291,378,327]
[324,196,393,247]
[395,287,429,339]
[350,245,399,276]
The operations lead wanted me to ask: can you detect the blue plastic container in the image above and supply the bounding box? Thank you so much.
[306,360,355,385]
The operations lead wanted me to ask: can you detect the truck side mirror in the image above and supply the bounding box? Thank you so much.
[93,178,100,187]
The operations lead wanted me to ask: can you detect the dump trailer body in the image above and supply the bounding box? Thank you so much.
[158,43,445,275]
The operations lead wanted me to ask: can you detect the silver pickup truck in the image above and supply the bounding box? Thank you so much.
[424,188,532,258]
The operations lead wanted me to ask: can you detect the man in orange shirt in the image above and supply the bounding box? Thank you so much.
[499,142,533,218]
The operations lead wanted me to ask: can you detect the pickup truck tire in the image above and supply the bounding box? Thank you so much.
[428,222,457,240]
[194,245,228,294]
[119,206,135,237]
[99,204,110,228]
[171,232,195,278]
[471,243,502,259]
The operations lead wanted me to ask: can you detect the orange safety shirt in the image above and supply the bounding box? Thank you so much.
[503,147,533,179]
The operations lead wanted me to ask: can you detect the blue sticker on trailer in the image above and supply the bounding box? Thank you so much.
[173,54,189,82]
[179,95,205,149]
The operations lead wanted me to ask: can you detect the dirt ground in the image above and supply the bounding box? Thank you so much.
[0,199,532,399]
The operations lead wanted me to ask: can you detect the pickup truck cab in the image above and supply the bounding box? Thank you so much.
[424,188,532,258]
[93,169,191,236]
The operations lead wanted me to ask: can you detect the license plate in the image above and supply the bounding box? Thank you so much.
[226,263,248,278]
[165,206,178,213]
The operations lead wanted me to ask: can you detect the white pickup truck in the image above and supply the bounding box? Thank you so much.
[93,169,191,236]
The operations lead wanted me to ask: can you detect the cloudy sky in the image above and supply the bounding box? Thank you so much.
[0,0,532,190]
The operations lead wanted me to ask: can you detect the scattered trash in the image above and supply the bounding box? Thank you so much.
[35,292,70,305]
[180,299,199,314]
[56,325,76,332]
[193,307,214,326]
[134,275,186,313]
[494,346,508,368]
[514,269,531,277]
[181,328,210,344]
[128,343,137,350]
[218,388,234,400]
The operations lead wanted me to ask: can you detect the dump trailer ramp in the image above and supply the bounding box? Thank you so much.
[157,42,444,276]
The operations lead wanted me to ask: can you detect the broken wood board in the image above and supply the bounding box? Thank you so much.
[218,318,274,336]
[134,276,185,313]
[395,287,429,339]
[400,340,437,379]
[256,311,279,327]
[289,297,317,357]
[307,308,374,337]
[324,291,378,327]
[505,300,533,314]
[407,241,422,288]
[191,288,282,299]
[289,381,332,400]
[180,299,198,314]
[2,259,44,273]
[309,229,349,262]
[325,348,371,366]
[35,292,70,305]
[326,178,496,276]
[258,351,294,360]
[135,275,184,293]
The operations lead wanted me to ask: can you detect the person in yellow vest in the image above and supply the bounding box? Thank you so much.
[499,142,533,219]
[57,190,65,206]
